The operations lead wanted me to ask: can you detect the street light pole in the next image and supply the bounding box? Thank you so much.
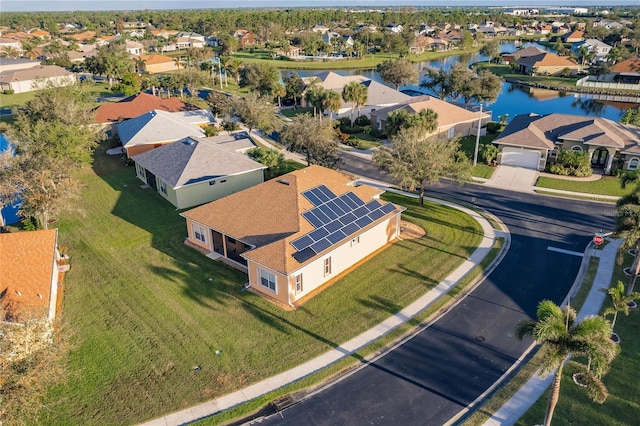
[473,103,483,167]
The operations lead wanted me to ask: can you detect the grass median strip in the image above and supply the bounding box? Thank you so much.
[34,143,484,425]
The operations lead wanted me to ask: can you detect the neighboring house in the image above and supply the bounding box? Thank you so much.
[0,64,75,93]
[176,37,205,49]
[124,40,144,56]
[601,58,640,84]
[176,32,205,43]
[0,229,67,323]
[135,54,178,74]
[93,92,199,125]
[301,71,411,118]
[132,134,266,209]
[0,57,39,73]
[0,37,22,52]
[561,30,584,43]
[500,45,546,64]
[516,52,580,76]
[322,32,353,47]
[181,165,405,307]
[370,95,491,138]
[233,30,256,49]
[571,39,612,62]
[150,29,179,39]
[116,109,211,157]
[68,30,96,43]
[28,29,50,39]
[493,112,640,174]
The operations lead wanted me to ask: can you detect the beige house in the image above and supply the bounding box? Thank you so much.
[493,113,640,174]
[0,63,75,93]
[132,134,266,209]
[136,54,179,74]
[301,71,411,119]
[516,52,580,76]
[370,95,492,138]
[181,165,405,307]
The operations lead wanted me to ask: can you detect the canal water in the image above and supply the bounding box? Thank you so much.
[281,41,634,123]
[0,132,20,226]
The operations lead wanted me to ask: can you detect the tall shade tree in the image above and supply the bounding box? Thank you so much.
[615,186,640,293]
[239,62,280,96]
[283,72,305,107]
[516,300,620,426]
[232,92,281,134]
[600,281,639,332]
[420,67,452,100]
[281,113,340,169]
[377,58,419,90]
[206,90,232,119]
[480,40,501,63]
[246,147,284,179]
[372,127,471,205]
[85,43,133,87]
[272,83,286,108]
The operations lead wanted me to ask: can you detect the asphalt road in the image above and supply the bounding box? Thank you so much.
[253,152,615,425]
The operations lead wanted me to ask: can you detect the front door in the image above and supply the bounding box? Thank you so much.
[591,148,609,167]
[145,170,157,190]
[211,230,224,255]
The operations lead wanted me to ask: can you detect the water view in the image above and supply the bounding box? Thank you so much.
[282,41,635,123]
[0,132,20,226]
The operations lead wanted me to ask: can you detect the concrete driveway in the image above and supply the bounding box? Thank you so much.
[485,165,538,192]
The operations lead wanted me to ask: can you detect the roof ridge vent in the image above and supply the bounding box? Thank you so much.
[277,179,290,185]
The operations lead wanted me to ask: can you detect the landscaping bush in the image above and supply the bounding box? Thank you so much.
[336,117,351,128]
[368,126,384,139]
[479,143,499,165]
[486,121,501,134]
[550,149,592,177]
[3,89,15,95]
[204,125,219,137]
[344,136,362,149]
[354,115,370,126]
[222,121,240,131]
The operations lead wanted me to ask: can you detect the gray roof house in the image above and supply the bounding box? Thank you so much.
[301,71,411,119]
[493,112,640,174]
[116,109,213,157]
[0,63,75,93]
[131,133,267,209]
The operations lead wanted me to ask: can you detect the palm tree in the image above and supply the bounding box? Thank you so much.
[342,81,361,125]
[272,83,286,108]
[516,300,619,426]
[321,90,342,122]
[600,280,639,332]
[0,46,20,59]
[615,184,640,293]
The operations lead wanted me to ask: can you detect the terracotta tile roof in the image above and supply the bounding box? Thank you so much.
[93,92,198,123]
[138,53,174,65]
[518,52,579,68]
[181,165,398,274]
[610,58,640,75]
[494,113,638,151]
[371,95,489,129]
[0,229,57,321]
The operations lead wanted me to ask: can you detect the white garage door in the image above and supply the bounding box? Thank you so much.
[501,148,540,170]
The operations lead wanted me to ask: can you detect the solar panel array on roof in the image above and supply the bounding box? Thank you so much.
[292,185,398,262]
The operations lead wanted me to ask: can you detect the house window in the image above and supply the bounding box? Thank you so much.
[193,225,206,243]
[447,127,455,138]
[629,158,640,171]
[324,257,332,276]
[259,268,277,293]
[209,180,215,186]
[135,163,145,179]
[220,179,227,183]
[351,236,360,246]
[159,180,167,195]
[295,274,303,294]
[571,145,583,152]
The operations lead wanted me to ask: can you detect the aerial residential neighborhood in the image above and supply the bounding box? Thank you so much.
[1,2,640,426]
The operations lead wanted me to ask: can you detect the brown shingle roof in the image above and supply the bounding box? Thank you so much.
[494,113,638,151]
[181,166,396,274]
[518,52,578,68]
[610,58,640,75]
[138,53,174,65]
[93,92,198,123]
[0,229,57,321]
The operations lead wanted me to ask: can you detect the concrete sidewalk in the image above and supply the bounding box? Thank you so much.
[481,238,623,426]
[141,187,507,426]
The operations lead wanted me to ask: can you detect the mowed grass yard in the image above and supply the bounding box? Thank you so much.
[515,252,640,426]
[40,142,483,425]
[535,176,633,197]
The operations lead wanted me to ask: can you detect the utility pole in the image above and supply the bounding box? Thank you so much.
[473,103,484,167]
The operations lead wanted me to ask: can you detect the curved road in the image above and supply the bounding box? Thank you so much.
[254,153,615,425]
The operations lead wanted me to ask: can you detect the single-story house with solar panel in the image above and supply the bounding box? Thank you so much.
[180,165,405,308]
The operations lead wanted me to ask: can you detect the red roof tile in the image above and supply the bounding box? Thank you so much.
[93,92,198,123]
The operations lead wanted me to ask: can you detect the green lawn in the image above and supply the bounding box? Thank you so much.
[0,81,117,109]
[36,142,483,425]
[279,107,313,118]
[474,63,582,89]
[515,253,640,426]
[459,133,500,179]
[536,176,633,197]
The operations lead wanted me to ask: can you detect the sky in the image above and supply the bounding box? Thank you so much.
[0,0,635,13]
